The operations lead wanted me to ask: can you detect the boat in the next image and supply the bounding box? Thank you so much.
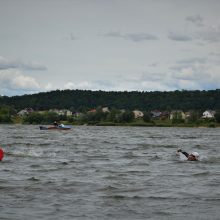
[39,124,72,130]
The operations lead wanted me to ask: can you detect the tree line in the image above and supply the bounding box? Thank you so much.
[0,89,220,112]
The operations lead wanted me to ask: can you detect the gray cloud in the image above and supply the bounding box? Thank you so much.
[1,1,219,95]
[104,31,158,42]
[177,57,206,64]
[0,57,47,71]
[64,33,78,41]
[70,33,77,41]
[120,72,174,91]
[197,25,220,43]
[172,68,209,81]
[125,33,158,42]
[186,15,204,27]
[104,31,122,38]
[210,52,220,57]
[171,57,207,71]
[185,15,220,43]
[139,72,166,82]
[168,32,192,42]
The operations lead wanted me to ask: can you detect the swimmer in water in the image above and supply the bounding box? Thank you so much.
[53,121,59,126]
[177,149,199,161]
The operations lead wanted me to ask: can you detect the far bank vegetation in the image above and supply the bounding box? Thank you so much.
[0,89,220,127]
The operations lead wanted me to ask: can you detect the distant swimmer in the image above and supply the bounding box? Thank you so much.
[53,121,59,126]
[177,149,199,161]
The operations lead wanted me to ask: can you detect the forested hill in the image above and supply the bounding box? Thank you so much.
[0,89,220,111]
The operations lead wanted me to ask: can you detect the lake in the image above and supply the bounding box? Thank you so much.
[0,125,220,220]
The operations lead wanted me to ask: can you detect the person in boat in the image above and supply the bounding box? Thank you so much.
[53,121,59,126]
[177,149,199,161]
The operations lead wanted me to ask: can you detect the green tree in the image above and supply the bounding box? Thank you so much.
[106,108,120,122]
[187,111,200,123]
[143,111,151,122]
[0,114,12,123]
[171,111,184,124]
[43,111,59,124]
[23,112,44,124]
[214,111,220,123]
[122,110,134,122]
[0,105,15,123]
[115,110,134,123]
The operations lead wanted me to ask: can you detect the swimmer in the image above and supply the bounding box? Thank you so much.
[53,121,59,126]
[177,149,199,161]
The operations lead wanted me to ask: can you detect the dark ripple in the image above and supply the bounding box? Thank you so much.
[27,177,40,181]
[192,171,210,176]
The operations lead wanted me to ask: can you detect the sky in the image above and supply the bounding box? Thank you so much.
[0,0,220,96]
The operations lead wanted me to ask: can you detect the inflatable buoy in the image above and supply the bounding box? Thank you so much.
[0,148,4,161]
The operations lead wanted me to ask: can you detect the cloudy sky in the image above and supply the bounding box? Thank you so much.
[0,0,220,96]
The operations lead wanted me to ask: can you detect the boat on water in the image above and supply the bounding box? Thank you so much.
[39,124,72,130]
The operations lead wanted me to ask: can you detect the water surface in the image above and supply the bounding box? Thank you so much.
[0,125,220,219]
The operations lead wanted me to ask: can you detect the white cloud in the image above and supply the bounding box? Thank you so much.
[63,80,116,91]
[64,81,92,90]
[0,69,40,96]
[170,58,220,90]
[45,83,53,91]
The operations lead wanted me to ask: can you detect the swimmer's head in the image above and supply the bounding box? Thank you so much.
[189,152,199,160]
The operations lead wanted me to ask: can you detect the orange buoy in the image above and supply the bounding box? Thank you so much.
[0,148,4,161]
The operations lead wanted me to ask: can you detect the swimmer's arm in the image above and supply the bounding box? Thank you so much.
[177,149,189,158]
[181,151,189,158]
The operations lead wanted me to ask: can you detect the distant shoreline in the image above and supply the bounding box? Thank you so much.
[4,122,219,128]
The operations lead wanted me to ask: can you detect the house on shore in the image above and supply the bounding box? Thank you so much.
[133,110,144,119]
[170,110,186,120]
[202,110,215,118]
[17,108,34,117]
[102,107,110,113]
[87,109,97,113]
[150,110,162,119]
[49,109,72,116]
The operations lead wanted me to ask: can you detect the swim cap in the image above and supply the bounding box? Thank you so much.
[191,152,199,158]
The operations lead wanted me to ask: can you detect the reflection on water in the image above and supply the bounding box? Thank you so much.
[0,125,220,220]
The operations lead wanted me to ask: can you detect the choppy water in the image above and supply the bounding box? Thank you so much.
[0,125,220,220]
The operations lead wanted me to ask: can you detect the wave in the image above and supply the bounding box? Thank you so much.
[201,156,220,164]
[98,185,120,192]
[27,176,40,181]
[101,195,143,200]
[5,150,49,158]
[192,171,210,176]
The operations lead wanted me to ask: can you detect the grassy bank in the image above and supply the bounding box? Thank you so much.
[69,119,220,128]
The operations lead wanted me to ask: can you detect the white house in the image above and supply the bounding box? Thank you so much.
[102,107,110,113]
[49,109,72,116]
[133,110,144,119]
[202,110,215,118]
[151,110,162,118]
[17,108,34,117]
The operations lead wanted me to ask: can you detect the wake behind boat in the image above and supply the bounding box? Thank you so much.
[39,124,72,130]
